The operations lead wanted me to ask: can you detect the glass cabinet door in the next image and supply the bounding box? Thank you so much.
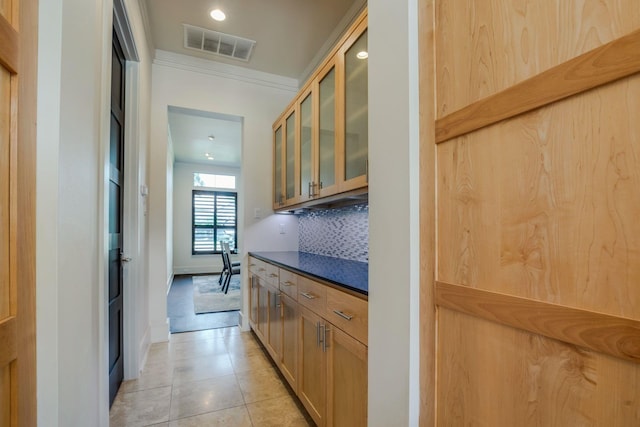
[285,111,296,201]
[343,28,368,185]
[273,125,283,207]
[299,92,313,199]
[318,66,336,193]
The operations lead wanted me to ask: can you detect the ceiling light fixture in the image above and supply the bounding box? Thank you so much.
[208,135,215,141]
[210,9,226,21]
[356,51,368,59]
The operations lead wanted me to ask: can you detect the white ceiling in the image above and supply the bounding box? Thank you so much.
[168,106,242,167]
[146,0,364,167]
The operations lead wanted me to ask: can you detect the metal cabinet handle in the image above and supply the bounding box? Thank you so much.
[301,292,316,300]
[282,281,294,286]
[316,321,321,347]
[332,310,353,321]
[259,268,266,272]
[275,293,281,308]
[322,324,329,352]
[269,273,278,278]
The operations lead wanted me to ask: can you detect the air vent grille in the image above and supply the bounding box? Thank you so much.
[183,24,256,62]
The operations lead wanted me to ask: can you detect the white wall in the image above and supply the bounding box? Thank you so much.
[36,0,152,425]
[173,162,242,274]
[368,0,421,426]
[148,53,300,340]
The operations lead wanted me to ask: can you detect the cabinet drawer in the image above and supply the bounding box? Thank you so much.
[249,257,266,277]
[326,287,368,345]
[279,269,298,299]
[297,276,326,314]
[264,263,279,286]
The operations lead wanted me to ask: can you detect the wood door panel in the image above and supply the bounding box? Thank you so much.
[437,308,640,426]
[0,66,10,320]
[437,75,640,318]
[435,0,640,116]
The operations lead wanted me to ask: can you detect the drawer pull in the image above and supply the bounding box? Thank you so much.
[333,310,353,321]
[282,281,295,286]
[259,268,266,272]
[269,273,278,278]
[249,263,256,267]
[301,292,317,300]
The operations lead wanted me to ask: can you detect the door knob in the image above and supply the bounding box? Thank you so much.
[120,254,132,263]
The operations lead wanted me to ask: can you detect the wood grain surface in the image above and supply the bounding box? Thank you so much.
[436,281,640,363]
[426,0,640,424]
[437,308,640,426]
[435,29,640,143]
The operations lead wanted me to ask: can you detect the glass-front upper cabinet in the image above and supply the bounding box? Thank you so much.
[284,109,297,204]
[341,21,368,192]
[317,60,338,197]
[299,89,314,200]
[273,123,284,208]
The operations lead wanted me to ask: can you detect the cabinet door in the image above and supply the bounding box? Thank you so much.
[280,293,298,391]
[326,326,368,427]
[299,89,315,200]
[249,274,259,328]
[266,287,282,361]
[340,21,368,192]
[256,280,268,342]
[316,60,339,198]
[273,122,284,208]
[298,306,327,427]
[283,108,298,205]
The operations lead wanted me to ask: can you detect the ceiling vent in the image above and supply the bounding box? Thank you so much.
[183,24,256,62]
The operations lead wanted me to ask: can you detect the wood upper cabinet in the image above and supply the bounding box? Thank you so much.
[272,9,368,210]
[272,123,284,209]
[339,20,368,193]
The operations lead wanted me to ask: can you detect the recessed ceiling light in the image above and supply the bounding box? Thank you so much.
[210,9,226,21]
[356,51,368,59]
[208,135,215,141]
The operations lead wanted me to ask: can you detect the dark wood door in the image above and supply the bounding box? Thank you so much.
[108,29,126,406]
[0,0,38,424]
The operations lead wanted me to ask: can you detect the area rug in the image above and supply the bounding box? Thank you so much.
[192,274,241,314]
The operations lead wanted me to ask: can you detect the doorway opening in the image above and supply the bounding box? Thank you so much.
[166,106,243,334]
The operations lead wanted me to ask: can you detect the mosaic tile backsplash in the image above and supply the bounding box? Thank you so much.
[298,203,368,262]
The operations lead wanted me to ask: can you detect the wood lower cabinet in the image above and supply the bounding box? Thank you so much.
[280,293,298,391]
[248,256,368,427]
[326,327,368,427]
[298,306,328,426]
[266,284,282,361]
[256,279,268,342]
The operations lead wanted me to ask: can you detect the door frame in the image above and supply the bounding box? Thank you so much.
[101,0,143,402]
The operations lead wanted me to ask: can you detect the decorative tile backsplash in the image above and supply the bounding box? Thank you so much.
[298,203,369,262]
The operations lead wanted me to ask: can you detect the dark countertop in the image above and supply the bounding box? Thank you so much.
[249,251,368,296]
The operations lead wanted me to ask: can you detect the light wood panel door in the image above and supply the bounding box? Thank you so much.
[266,285,282,362]
[249,274,258,328]
[280,292,298,391]
[326,326,367,427]
[298,305,327,427]
[0,0,37,425]
[421,0,640,425]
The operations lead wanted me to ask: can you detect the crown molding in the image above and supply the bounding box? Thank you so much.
[153,49,299,93]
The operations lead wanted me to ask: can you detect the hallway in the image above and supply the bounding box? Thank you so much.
[109,327,313,426]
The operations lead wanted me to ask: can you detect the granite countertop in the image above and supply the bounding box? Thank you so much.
[249,251,368,296]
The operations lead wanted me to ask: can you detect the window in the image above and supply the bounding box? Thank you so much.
[193,172,236,189]
[192,190,237,254]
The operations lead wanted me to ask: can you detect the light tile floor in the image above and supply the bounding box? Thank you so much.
[110,327,314,427]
